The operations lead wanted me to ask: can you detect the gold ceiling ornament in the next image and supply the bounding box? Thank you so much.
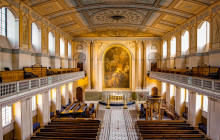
[96,30,136,37]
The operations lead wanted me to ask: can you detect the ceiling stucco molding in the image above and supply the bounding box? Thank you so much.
[72,37,162,42]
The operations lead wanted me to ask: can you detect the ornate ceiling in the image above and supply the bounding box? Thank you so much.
[22,0,218,37]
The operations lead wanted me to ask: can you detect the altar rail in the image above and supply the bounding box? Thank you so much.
[0,71,85,106]
[149,71,220,100]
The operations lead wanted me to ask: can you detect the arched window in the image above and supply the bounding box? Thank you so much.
[68,42,72,58]
[0,7,18,48]
[0,7,7,36]
[48,32,55,56]
[197,21,210,53]
[60,38,65,57]
[31,23,41,53]
[163,41,167,58]
[181,31,189,55]
[170,37,176,57]
[2,105,12,127]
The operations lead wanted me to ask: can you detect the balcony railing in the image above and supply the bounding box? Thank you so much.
[149,71,220,100]
[0,71,85,99]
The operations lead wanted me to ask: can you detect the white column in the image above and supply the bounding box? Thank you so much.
[68,82,74,102]
[86,41,91,90]
[14,98,33,140]
[65,84,69,104]
[0,107,3,140]
[135,41,142,90]
[166,83,170,104]
[175,87,185,116]
[92,41,98,90]
[143,41,147,90]
[56,87,61,111]
[37,92,50,126]
[188,91,202,126]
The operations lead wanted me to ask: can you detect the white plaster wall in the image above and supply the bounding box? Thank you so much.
[12,53,32,70]
[0,52,12,71]
[188,56,202,68]
[209,53,220,67]
[31,55,36,65]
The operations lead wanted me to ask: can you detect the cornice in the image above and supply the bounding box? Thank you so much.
[72,37,162,42]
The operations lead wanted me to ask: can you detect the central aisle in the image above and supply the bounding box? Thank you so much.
[98,104,138,140]
[109,110,128,140]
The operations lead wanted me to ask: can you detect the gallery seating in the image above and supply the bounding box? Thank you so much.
[153,67,220,79]
[0,67,81,83]
[31,119,101,140]
[136,120,210,140]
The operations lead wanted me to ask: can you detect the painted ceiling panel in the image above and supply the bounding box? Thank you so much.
[22,0,218,37]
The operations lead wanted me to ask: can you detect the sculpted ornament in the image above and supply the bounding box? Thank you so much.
[22,14,29,45]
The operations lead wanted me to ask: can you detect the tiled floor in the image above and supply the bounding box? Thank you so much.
[109,110,128,140]
[99,104,138,140]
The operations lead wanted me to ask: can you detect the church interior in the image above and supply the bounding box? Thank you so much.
[0,0,220,140]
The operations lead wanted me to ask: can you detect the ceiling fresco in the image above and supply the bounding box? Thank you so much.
[22,0,218,37]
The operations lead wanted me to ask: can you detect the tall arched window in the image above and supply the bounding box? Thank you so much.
[197,21,210,53]
[0,7,7,36]
[203,95,208,112]
[48,32,55,56]
[0,7,18,48]
[31,23,41,53]
[60,38,65,57]
[163,41,167,58]
[68,42,72,58]
[170,37,176,57]
[181,30,189,55]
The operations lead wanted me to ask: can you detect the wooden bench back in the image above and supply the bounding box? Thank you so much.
[24,67,47,77]
[0,70,24,82]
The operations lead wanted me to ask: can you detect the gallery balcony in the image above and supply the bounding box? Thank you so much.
[0,71,85,106]
[149,71,220,101]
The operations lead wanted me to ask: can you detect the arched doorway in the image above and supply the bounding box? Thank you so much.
[76,87,83,102]
[148,52,161,71]
[73,52,86,71]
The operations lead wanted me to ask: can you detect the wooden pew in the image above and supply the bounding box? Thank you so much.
[136,120,210,140]
[23,67,47,77]
[0,70,24,82]
[31,119,101,140]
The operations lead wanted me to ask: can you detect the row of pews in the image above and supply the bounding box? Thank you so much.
[57,101,99,119]
[136,120,210,140]
[31,119,101,140]
[153,67,220,79]
[0,67,80,83]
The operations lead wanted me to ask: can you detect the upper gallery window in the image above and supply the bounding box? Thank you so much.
[0,7,6,36]
[181,30,189,55]
[60,38,65,57]
[163,41,167,58]
[68,42,72,59]
[31,23,41,53]
[48,32,55,56]
[170,37,176,57]
[197,21,210,53]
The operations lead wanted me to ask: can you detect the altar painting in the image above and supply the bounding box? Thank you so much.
[104,46,130,88]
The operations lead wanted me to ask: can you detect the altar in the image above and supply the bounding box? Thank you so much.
[99,91,135,106]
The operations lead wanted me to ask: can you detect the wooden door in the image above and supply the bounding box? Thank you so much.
[76,87,83,102]
[151,62,157,71]
[77,63,83,71]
